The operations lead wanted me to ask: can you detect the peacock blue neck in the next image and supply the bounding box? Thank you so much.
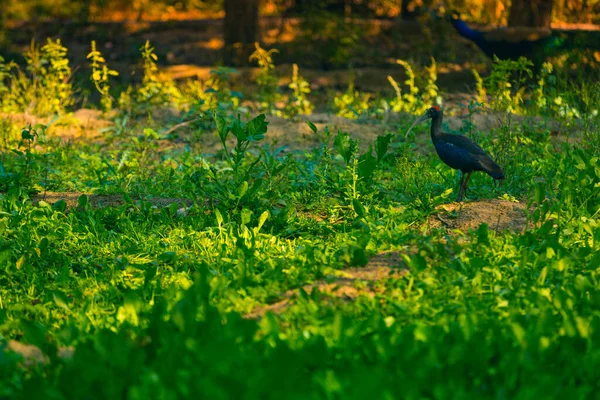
[451,18,482,42]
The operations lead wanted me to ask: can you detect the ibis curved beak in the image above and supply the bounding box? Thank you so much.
[404,113,430,138]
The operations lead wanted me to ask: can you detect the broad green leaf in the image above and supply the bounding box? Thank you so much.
[77,194,89,208]
[538,266,548,285]
[52,291,70,312]
[215,208,224,226]
[246,114,268,142]
[247,178,263,198]
[241,208,253,226]
[358,151,378,180]
[375,133,393,161]
[238,181,249,197]
[231,117,246,141]
[256,210,269,232]
[352,199,366,218]
[216,114,230,142]
[52,199,67,213]
[333,131,356,164]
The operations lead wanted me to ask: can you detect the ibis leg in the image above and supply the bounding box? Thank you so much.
[463,172,473,194]
[457,172,466,202]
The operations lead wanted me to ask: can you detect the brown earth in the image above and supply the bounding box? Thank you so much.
[6,103,576,160]
[30,191,193,212]
[245,250,409,319]
[428,199,529,233]
[4,340,74,367]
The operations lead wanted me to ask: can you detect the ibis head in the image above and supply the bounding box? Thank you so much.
[405,105,441,138]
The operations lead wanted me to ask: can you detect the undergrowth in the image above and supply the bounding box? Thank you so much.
[0,37,599,399]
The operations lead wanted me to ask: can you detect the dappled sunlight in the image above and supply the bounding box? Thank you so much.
[198,37,224,50]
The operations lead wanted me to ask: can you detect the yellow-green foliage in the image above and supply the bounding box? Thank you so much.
[533,62,553,111]
[423,57,439,107]
[205,67,242,112]
[1,39,73,115]
[87,40,119,112]
[249,42,281,115]
[388,58,439,114]
[36,39,73,115]
[333,81,370,119]
[472,69,486,104]
[135,40,181,108]
[0,56,17,106]
[483,56,533,114]
[285,64,313,118]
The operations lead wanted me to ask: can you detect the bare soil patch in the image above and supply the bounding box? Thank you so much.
[245,250,408,319]
[6,106,570,156]
[5,340,74,367]
[428,199,528,233]
[193,111,561,155]
[30,191,193,211]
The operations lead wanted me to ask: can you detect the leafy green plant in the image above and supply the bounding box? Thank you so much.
[201,66,243,113]
[87,40,119,112]
[249,42,281,115]
[285,64,314,118]
[206,113,270,210]
[6,124,50,192]
[532,61,554,112]
[329,130,392,218]
[2,39,74,115]
[133,40,181,110]
[35,39,74,115]
[482,55,533,114]
[422,57,440,107]
[387,58,439,114]
[333,78,371,120]
[472,68,486,104]
[0,56,17,106]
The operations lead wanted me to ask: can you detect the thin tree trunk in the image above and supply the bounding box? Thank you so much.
[223,0,260,65]
[401,0,413,19]
[508,0,554,27]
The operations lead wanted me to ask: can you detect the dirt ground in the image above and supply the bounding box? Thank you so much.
[30,191,192,211]
[428,199,529,233]
[245,250,409,319]
[6,104,567,156]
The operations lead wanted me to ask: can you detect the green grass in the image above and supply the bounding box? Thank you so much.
[1,39,600,399]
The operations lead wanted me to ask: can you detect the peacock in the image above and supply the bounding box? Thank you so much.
[448,14,600,65]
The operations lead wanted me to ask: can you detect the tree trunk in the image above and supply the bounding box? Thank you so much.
[401,0,413,19]
[223,0,260,65]
[508,0,554,27]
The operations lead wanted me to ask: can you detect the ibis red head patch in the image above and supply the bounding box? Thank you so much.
[432,105,440,111]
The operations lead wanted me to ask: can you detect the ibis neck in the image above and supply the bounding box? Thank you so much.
[451,18,482,42]
[430,114,443,142]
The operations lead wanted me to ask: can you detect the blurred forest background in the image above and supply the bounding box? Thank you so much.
[0,0,598,103]
[2,0,600,24]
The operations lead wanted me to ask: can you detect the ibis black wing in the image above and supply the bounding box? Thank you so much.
[442,134,504,179]
[441,134,488,156]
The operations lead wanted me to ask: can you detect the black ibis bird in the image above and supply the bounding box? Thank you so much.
[405,106,504,202]
[448,14,600,64]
